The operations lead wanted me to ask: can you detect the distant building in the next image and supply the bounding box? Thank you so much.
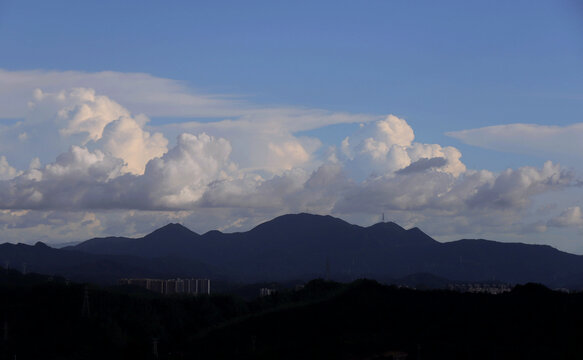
[448,282,511,294]
[194,278,211,295]
[166,279,177,295]
[148,279,165,294]
[381,350,408,360]
[259,288,277,297]
[119,278,211,296]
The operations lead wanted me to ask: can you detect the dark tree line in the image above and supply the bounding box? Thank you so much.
[1,268,583,359]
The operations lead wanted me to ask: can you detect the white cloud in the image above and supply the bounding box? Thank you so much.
[157,117,322,174]
[0,146,124,210]
[0,69,381,131]
[467,161,573,209]
[375,114,415,147]
[98,114,168,174]
[49,87,132,142]
[37,88,168,175]
[548,206,583,227]
[0,71,581,248]
[0,94,575,241]
[0,69,377,174]
[138,132,237,208]
[0,156,20,180]
[333,161,574,222]
[0,87,169,174]
[342,115,466,178]
[447,123,583,158]
[44,146,123,181]
[267,141,310,171]
[0,69,243,119]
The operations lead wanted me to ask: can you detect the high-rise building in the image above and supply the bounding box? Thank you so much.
[166,279,177,295]
[175,278,185,294]
[196,279,211,295]
[119,278,211,296]
[148,279,165,294]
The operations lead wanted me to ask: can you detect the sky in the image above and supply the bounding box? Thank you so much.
[1,0,583,252]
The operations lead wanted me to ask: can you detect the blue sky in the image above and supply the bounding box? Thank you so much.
[0,1,583,252]
[3,0,582,168]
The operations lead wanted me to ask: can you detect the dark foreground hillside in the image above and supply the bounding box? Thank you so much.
[1,269,583,360]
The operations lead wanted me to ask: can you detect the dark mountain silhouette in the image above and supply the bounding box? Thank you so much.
[71,223,201,258]
[3,213,583,287]
[0,241,214,284]
[67,214,444,282]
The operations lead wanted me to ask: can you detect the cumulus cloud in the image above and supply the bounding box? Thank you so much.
[334,161,574,216]
[0,95,575,230]
[467,161,573,209]
[341,115,466,178]
[267,141,310,171]
[548,206,583,228]
[138,132,236,208]
[49,87,133,142]
[200,163,348,214]
[0,69,375,173]
[0,76,581,247]
[98,114,168,174]
[0,156,20,180]
[0,131,239,211]
[0,146,124,210]
[158,116,322,174]
[32,88,168,175]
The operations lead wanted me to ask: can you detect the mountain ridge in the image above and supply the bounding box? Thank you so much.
[3,213,583,287]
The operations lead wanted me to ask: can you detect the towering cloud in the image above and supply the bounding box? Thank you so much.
[0,84,579,248]
[139,132,236,208]
[341,115,466,178]
[33,88,168,174]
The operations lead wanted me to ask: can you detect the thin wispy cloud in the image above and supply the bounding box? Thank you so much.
[447,123,583,158]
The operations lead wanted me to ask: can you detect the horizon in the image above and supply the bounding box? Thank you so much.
[44,212,572,256]
[1,1,583,254]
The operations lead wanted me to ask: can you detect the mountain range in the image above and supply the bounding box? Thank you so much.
[2,213,583,288]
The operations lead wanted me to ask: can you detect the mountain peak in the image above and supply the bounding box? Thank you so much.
[159,222,189,230]
[34,241,50,248]
[368,221,406,232]
[251,213,352,233]
[6,213,583,287]
[146,223,198,238]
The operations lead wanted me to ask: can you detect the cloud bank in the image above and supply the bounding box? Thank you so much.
[0,88,575,215]
[0,69,581,250]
